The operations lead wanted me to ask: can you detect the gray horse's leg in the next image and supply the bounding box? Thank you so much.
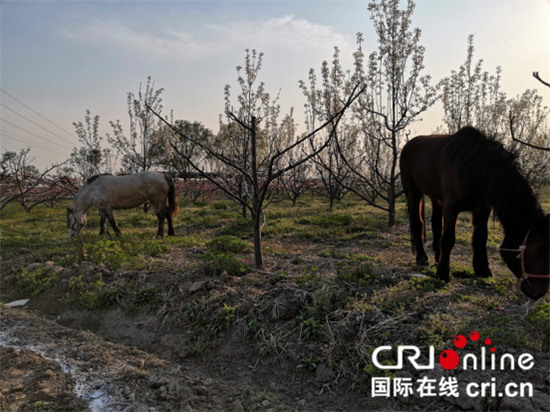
[105,210,122,236]
[99,211,107,235]
[156,211,165,238]
[166,214,174,236]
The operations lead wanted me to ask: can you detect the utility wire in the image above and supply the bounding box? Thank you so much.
[0,132,69,156]
[0,118,72,151]
[0,87,76,139]
[0,103,76,146]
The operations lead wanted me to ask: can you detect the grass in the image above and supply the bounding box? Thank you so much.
[1,189,549,371]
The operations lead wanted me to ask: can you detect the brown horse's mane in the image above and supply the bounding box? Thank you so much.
[452,127,544,234]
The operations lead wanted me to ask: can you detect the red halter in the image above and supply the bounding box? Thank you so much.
[499,229,550,288]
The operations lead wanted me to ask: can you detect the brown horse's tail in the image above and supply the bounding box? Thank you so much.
[165,174,180,217]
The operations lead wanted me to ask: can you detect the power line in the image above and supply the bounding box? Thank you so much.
[0,118,73,151]
[0,103,76,146]
[1,132,69,156]
[0,87,76,139]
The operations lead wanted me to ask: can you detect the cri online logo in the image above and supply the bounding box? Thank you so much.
[372,331,534,371]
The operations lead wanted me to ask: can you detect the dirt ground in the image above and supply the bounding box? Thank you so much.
[1,236,549,412]
[0,249,402,412]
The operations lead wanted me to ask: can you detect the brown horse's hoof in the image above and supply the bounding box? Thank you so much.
[475,269,493,278]
[436,269,450,282]
[416,256,429,266]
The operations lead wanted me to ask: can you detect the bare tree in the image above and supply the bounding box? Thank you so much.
[276,141,312,206]
[441,37,550,183]
[300,51,357,210]
[156,119,215,177]
[149,50,364,268]
[0,148,68,212]
[108,76,165,173]
[302,0,438,226]
[533,72,550,88]
[440,35,506,137]
[507,72,550,152]
[70,110,114,181]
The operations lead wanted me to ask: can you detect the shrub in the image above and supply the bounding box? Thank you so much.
[63,275,106,310]
[211,304,237,335]
[527,302,550,324]
[85,239,135,269]
[208,235,251,254]
[142,240,170,257]
[211,201,229,210]
[16,267,58,296]
[203,251,248,276]
[311,214,353,228]
[128,286,164,312]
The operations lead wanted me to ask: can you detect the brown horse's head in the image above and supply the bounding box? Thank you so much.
[500,214,550,300]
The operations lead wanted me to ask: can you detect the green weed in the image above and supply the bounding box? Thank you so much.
[311,214,353,228]
[297,353,319,371]
[16,267,58,296]
[211,304,237,335]
[298,314,325,341]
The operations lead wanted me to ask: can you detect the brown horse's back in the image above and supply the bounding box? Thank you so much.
[400,133,450,203]
[401,127,502,208]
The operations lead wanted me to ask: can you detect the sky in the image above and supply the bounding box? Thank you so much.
[1,0,549,170]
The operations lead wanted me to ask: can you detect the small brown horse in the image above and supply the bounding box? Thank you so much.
[400,126,549,299]
[67,171,180,238]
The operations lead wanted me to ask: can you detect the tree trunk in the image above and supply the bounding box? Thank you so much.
[252,211,263,268]
[388,185,396,227]
[250,116,263,269]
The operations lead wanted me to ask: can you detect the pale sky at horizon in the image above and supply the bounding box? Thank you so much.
[1,0,549,170]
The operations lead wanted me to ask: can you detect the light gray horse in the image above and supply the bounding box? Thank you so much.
[67,171,180,238]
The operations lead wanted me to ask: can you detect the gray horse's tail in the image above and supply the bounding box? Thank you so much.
[164,174,180,217]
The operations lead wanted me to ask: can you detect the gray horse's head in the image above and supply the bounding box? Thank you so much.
[67,207,86,237]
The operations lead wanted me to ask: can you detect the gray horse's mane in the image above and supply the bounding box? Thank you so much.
[86,173,112,185]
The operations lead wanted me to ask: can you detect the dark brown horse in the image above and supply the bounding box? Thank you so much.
[400,126,549,299]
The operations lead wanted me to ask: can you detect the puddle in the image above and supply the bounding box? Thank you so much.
[0,326,122,412]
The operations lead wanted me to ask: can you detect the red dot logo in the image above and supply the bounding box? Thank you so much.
[484,338,491,345]
[454,335,467,348]
[470,331,480,341]
[491,347,496,353]
[439,349,460,370]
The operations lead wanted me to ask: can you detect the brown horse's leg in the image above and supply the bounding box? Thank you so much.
[106,210,122,236]
[408,191,429,266]
[431,200,443,262]
[472,207,492,278]
[437,206,459,282]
